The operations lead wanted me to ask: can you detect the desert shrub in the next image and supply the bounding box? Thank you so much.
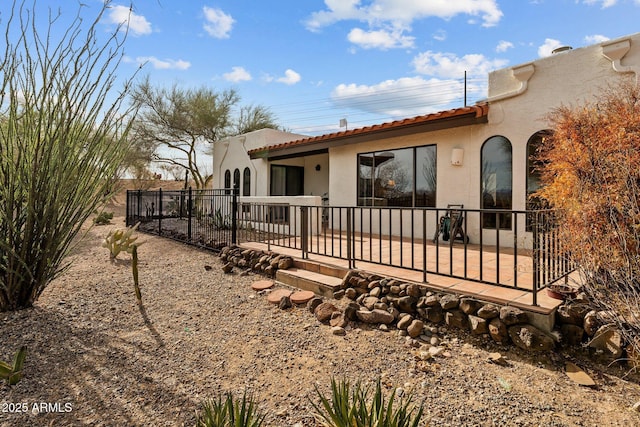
[311,377,424,427]
[537,80,640,357]
[93,211,115,225]
[0,1,137,311]
[195,392,265,427]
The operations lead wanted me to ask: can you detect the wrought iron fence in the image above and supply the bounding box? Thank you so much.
[126,188,238,251]
[126,189,575,305]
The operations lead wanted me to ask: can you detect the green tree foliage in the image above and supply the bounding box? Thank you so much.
[130,80,279,189]
[0,1,137,311]
[537,80,640,355]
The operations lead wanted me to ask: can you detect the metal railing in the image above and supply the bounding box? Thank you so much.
[126,188,238,251]
[126,190,575,305]
[237,203,575,305]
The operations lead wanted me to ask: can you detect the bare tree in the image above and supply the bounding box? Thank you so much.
[130,79,240,189]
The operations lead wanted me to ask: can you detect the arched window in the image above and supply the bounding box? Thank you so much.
[242,167,251,196]
[526,130,552,230]
[233,168,240,190]
[481,136,512,229]
[224,170,231,189]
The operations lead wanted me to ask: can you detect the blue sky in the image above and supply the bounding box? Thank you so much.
[5,1,640,136]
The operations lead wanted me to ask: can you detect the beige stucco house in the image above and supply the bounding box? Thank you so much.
[213,32,640,248]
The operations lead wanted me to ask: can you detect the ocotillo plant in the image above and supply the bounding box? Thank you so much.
[132,245,142,306]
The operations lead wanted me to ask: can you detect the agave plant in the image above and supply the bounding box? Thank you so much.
[195,392,265,427]
[0,346,27,385]
[311,377,424,427]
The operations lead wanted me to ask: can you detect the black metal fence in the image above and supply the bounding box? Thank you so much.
[126,188,238,251]
[126,189,575,305]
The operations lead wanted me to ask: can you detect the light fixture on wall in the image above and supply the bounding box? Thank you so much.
[451,148,464,166]
[315,164,321,171]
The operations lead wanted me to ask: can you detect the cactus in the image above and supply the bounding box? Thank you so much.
[132,244,142,306]
[102,222,142,259]
[0,346,27,385]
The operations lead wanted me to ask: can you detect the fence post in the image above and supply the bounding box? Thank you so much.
[158,188,163,235]
[532,211,540,306]
[125,191,130,226]
[300,206,308,259]
[232,185,238,244]
[347,208,353,269]
[187,187,192,241]
[137,189,142,222]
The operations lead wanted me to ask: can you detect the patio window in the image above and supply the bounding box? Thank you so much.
[243,167,251,196]
[270,165,304,196]
[357,145,436,207]
[481,136,512,229]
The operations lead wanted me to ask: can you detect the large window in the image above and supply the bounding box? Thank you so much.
[233,168,240,190]
[224,170,231,192]
[270,165,304,196]
[481,136,512,229]
[357,145,436,207]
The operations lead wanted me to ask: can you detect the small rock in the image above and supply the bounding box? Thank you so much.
[307,297,324,314]
[204,265,212,271]
[565,362,596,387]
[632,401,640,412]
[333,289,346,299]
[370,287,382,297]
[425,306,444,323]
[459,298,481,315]
[222,262,234,274]
[330,312,348,328]
[397,315,414,330]
[488,352,509,367]
[429,346,445,357]
[277,257,293,270]
[468,315,488,335]
[344,302,360,321]
[378,324,389,332]
[356,309,395,324]
[407,319,425,338]
[489,318,509,344]
[331,326,346,336]
[406,284,422,297]
[278,296,292,309]
[588,325,623,359]
[344,288,358,300]
[560,324,585,346]
[556,303,590,326]
[315,302,340,323]
[445,310,468,329]
[508,324,555,352]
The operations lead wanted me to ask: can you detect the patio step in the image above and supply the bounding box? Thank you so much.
[275,260,347,298]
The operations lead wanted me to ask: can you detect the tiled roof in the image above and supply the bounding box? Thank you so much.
[248,103,489,158]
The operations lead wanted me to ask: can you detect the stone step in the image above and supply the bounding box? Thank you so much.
[275,267,344,299]
[291,259,350,279]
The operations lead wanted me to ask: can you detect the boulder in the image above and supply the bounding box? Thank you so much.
[468,315,488,335]
[396,315,414,330]
[588,325,623,359]
[307,297,324,314]
[445,310,468,329]
[508,324,555,352]
[356,309,395,324]
[477,304,500,319]
[440,294,460,310]
[489,318,509,344]
[406,284,423,298]
[500,306,528,325]
[407,319,425,338]
[396,296,417,313]
[315,302,340,323]
[556,303,590,326]
[362,296,379,311]
[425,305,444,324]
[459,298,481,315]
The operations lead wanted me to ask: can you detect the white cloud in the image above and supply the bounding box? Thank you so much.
[331,76,478,116]
[130,56,191,70]
[223,66,252,82]
[432,29,447,42]
[537,38,563,57]
[584,34,610,44]
[582,0,618,7]
[412,51,508,78]
[276,69,302,85]
[347,27,415,49]
[305,0,503,31]
[107,4,152,36]
[496,40,513,53]
[203,6,234,38]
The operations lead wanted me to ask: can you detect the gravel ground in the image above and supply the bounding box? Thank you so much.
[1,211,640,427]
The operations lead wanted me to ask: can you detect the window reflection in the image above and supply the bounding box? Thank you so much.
[357,145,436,207]
[481,136,512,229]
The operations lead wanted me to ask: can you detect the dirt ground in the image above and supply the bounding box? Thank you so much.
[1,185,640,426]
